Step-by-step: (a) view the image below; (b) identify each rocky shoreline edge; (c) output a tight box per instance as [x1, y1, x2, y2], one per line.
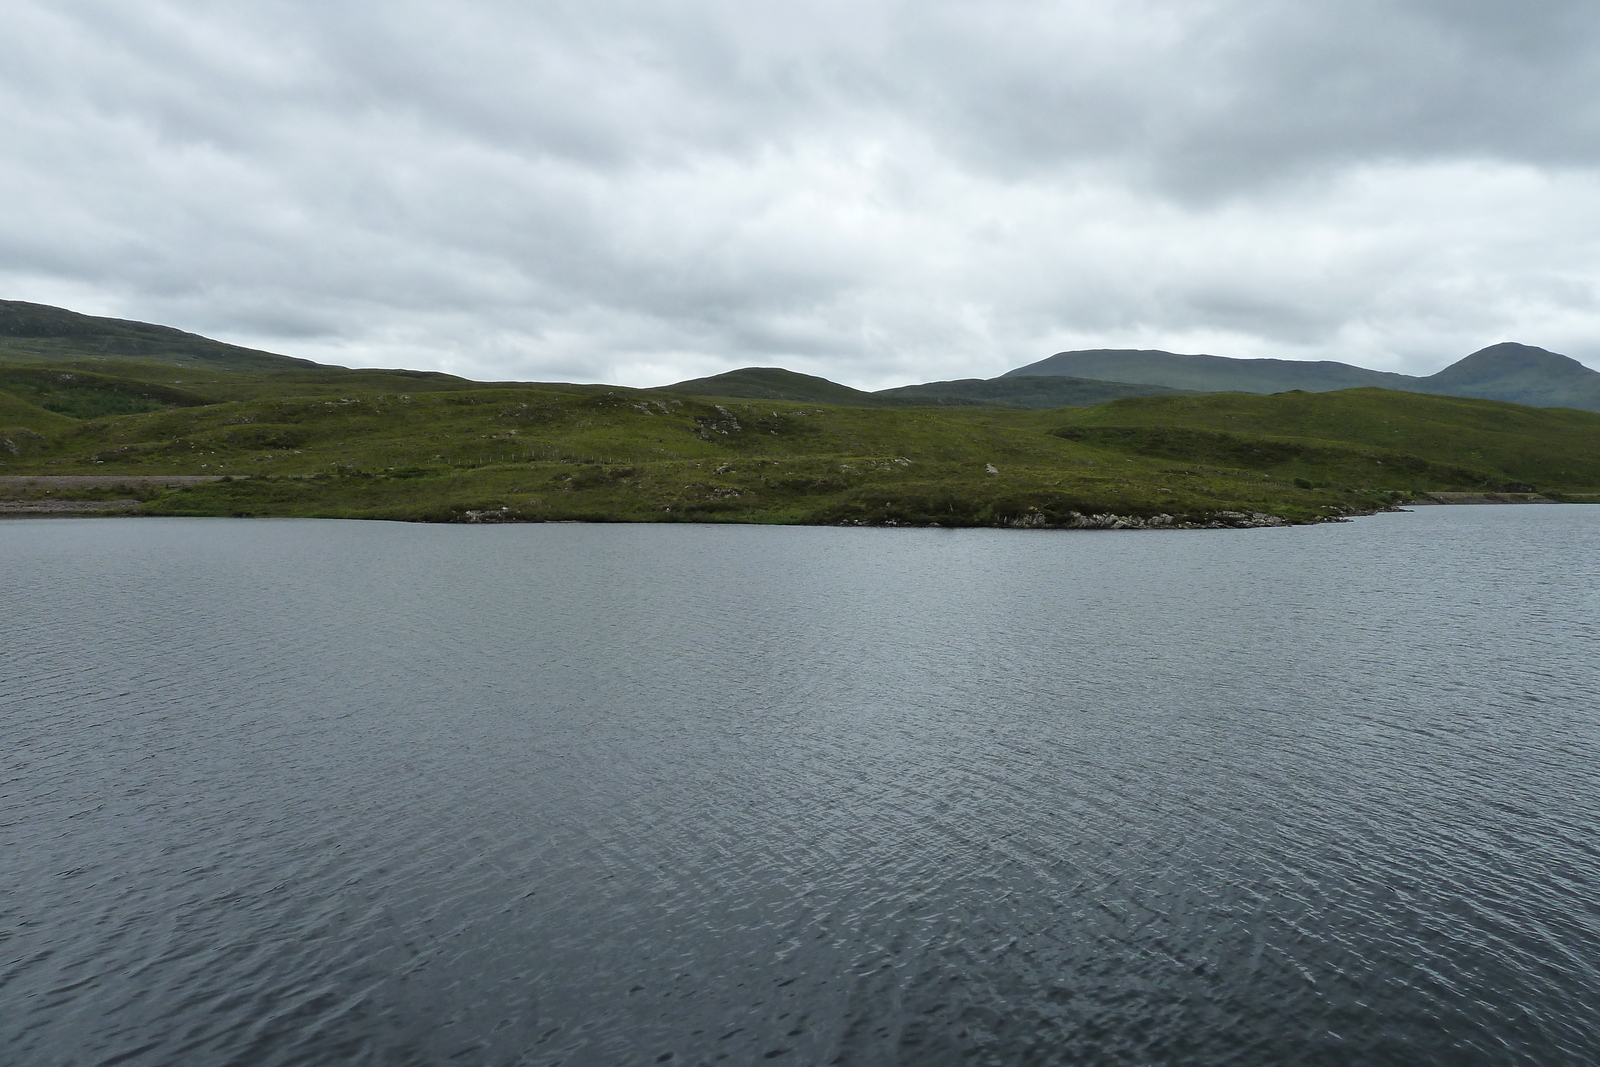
[0, 476, 1577, 526]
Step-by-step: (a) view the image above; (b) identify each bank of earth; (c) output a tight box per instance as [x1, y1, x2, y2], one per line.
[5, 381, 1598, 527]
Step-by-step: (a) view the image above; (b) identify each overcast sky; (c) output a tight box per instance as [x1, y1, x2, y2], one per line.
[5, 0, 1600, 387]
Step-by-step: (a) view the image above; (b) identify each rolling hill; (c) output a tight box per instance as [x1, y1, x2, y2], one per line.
[5, 373, 1598, 526]
[1003, 348, 1416, 393]
[664, 367, 904, 405]
[1053, 388, 1600, 489]
[872, 376, 1195, 408]
[9, 299, 1600, 412]
[0, 389, 76, 434]
[1003, 343, 1600, 412]
[666, 367, 1191, 408]
[0, 299, 327, 373]
[3, 298, 1599, 527]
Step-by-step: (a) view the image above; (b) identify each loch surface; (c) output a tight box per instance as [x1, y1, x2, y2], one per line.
[4, 508, 1599, 1066]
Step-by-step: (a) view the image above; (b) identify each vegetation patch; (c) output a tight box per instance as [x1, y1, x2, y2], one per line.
[2, 352, 1596, 528]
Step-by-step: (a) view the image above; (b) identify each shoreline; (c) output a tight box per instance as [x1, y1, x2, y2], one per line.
[1, 476, 1588, 528]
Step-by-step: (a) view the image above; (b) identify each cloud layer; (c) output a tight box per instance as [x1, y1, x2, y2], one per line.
[5, 0, 1600, 386]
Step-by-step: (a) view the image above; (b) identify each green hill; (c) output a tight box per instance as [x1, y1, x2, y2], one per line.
[0, 301, 532, 403]
[0, 300, 329, 373]
[663, 367, 903, 405]
[0, 385, 1380, 525]
[0, 389, 77, 433]
[875, 375, 1193, 408]
[5, 379, 1597, 525]
[0, 367, 213, 419]
[3, 300, 1597, 526]
[664, 368, 1190, 409]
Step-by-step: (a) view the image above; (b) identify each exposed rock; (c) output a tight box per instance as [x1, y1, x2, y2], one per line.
[458, 506, 518, 523]
[992, 509, 1292, 530]
[694, 405, 743, 439]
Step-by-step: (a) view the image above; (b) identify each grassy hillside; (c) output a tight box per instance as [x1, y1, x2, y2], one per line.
[4, 377, 1596, 526]
[0, 367, 213, 419]
[0, 355, 578, 404]
[0, 386, 1396, 525]
[0, 390, 77, 434]
[2, 299, 1595, 527]
[876, 375, 1194, 408]
[1057, 389, 1600, 488]
[665, 367, 908, 405]
[0, 300, 325, 373]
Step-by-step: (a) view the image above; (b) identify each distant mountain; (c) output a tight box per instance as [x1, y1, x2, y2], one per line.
[1414, 343, 1600, 410]
[11, 299, 1599, 415]
[662, 347, 1600, 413]
[1002, 343, 1600, 412]
[874, 375, 1195, 408]
[663, 367, 1190, 408]
[1003, 348, 1416, 393]
[0, 299, 328, 373]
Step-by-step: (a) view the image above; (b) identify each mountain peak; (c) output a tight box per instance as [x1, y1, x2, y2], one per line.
[1424, 343, 1593, 387]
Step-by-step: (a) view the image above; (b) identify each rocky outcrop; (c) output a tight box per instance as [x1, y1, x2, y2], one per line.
[1008, 509, 1293, 530]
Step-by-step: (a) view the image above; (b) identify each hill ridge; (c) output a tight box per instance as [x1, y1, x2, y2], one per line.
[0, 299, 330, 373]
[1001, 343, 1600, 412]
[5, 298, 1600, 412]
[3, 299, 1598, 527]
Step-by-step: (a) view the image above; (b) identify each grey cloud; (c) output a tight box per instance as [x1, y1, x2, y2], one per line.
[871, 1, 1600, 194]
[4, 0, 1600, 387]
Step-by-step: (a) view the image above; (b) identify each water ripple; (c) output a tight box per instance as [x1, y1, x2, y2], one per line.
[3, 509, 1599, 1065]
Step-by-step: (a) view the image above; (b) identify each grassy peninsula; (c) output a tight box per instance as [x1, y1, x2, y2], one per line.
[3, 301, 1598, 527]
[5, 371, 1599, 527]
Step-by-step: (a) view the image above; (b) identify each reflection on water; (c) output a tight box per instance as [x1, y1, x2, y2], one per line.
[4, 508, 1599, 1066]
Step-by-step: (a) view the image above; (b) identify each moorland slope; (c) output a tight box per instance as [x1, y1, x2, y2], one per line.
[4, 301, 1598, 526]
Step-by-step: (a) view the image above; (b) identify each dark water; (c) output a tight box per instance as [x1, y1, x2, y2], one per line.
[4, 508, 1600, 1066]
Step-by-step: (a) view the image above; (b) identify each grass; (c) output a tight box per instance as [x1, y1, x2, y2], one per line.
[1056, 389, 1600, 487]
[0, 367, 214, 419]
[0, 389, 77, 434]
[2, 352, 1597, 527]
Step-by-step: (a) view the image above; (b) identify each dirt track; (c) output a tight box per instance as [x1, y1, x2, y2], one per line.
[0, 475, 227, 488]
[1411, 492, 1558, 505]
[0, 499, 142, 514]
